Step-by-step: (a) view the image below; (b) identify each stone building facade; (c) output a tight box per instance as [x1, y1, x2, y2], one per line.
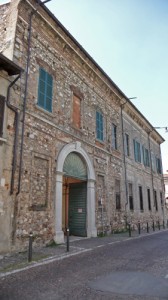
[0, 53, 22, 252]
[163, 174, 168, 206]
[0, 0, 166, 253]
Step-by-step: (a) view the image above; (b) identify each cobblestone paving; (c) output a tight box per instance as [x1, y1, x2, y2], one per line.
[0, 230, 168, 299]
[0, 227, 166, 275]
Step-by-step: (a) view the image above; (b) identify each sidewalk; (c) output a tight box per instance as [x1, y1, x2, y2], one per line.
[0, 228, 167, 277]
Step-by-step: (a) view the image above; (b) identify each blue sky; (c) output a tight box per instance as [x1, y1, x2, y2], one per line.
[46, 0, 168, 171]
[1, 0, 168, 172]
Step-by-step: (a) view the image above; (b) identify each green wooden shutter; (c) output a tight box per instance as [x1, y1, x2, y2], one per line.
[46, 72, 53, 112]
[38, 68, 53, 112]
[96, 111, 103, 141]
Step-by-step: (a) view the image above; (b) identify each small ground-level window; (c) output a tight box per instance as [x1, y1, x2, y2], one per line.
[139, 186, 143, 211]
[147, 188, 151, 211]
[115, 179, 121, 210]
[128, 183, 134, 210]
[154, 190, 158, 211]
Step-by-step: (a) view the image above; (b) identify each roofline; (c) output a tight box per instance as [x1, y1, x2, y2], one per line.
[34, 1, 164, 143]
[0, 52, 23, 75]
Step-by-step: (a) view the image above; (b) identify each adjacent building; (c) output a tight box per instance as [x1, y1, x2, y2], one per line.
[0, 0, 166, 253]
[0, 53, 22, 252]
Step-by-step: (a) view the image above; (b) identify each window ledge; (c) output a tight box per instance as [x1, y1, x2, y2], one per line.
[35, 104, 54, 117]
[0, 137, 7, 143]
[112, 149, 121, 156]
[95, 139, 105, 146]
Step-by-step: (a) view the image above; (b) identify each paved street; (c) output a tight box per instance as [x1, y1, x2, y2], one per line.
[1, 231, 168, 299]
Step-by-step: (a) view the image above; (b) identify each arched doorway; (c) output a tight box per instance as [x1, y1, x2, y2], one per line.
[54, 142, 97, 244]
[63, 152, 87, 236]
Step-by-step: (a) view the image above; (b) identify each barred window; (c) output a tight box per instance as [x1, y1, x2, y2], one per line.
[115, 179, 121, 210]
[154, 190, 158, 211]
[128, 183, 134, 210]
[147, 188, 151, 211]
[139, 186, 143, 211]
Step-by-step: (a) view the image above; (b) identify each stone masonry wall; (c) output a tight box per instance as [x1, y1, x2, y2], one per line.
[0, 0, 165, 251]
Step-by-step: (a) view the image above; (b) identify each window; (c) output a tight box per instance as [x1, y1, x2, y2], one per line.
[142, 146, 150, 167]
[160, 192, 163, 207]
[151, 151, 156, 172]
[125, 133, 130, 156]
[112, 124, 117, 150]
[133, 140, 141, 163]
[0, 95, 5, 137]
[139, 186, 143, 211]
[147, 188, 151, 211]
[38, 67, 53, 112]
[154, 190, 158, 211]
[128, 183, 134, 210]
[72, 94, 81, 128]
[96, 111, 103, 141]
[156, 157, 162, 174]
[115, 179, 121, 210]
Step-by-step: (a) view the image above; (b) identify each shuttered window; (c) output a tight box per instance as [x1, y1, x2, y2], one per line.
[125, 133, 130, 156]
[0, 95, 5, 137]
[133, 139, 141, 163]
[156, 157, 162, 174]
[142, 146, 150, 167]
[38, 68, 53, 112]
[96, 111, 103, 141]
[72, 94, 81, 128]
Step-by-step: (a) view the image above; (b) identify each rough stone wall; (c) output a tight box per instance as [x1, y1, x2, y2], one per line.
[0, 3, 9, 52]
[10, 0, 125, 248]
[0, 0, 166, 251]
[0, 0, 21, 59]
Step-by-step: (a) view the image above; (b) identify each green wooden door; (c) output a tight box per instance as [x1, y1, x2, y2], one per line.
[69, 182, 87, 237]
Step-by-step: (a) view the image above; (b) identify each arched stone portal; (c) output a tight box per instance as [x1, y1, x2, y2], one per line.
[54, 141, 97, 244]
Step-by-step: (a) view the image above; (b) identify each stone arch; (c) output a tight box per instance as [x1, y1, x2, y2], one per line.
[54, 142, 97, 244]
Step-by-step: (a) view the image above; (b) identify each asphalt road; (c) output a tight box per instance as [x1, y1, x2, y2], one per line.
[1, 231, 168, 300]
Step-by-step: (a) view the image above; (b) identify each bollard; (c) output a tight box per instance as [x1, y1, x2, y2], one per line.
[128, 223, 131, 237]
[153, 221, 155, 231]
[138, 222, 141, 235]
[28, 232, 33, 263]
[163, 220, 165, 229]
[147, 222, 149, 233]
[167, 220, 168, 228]
[158, 221, 160, 230]
[66, 228, 69, 252]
